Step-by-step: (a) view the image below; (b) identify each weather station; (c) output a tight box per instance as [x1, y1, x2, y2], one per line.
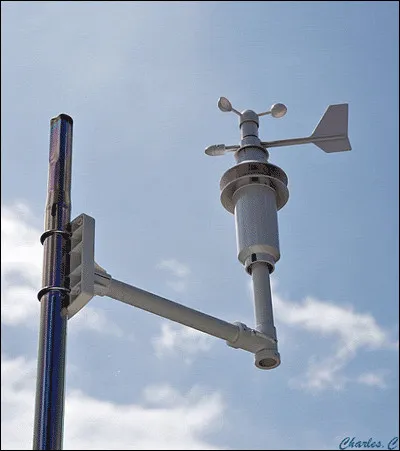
[33, 97, 351, 449]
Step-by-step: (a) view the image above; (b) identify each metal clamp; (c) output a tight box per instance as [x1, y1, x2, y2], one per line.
[40, 229, 71, 245]
[37, 286, 71, 301]
[38, 229, 72, 301]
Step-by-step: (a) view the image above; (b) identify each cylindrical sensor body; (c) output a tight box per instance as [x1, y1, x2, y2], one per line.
[233, 183, 280, 272]
[220, 160, 289, 274]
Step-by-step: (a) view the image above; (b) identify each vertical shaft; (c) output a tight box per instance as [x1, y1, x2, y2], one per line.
[235, 109, 269, 163]
[251, 262, 277, 340]
[33, 114, 73, 450]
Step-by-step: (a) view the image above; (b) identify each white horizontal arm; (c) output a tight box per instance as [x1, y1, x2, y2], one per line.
[92, 271, 279, 369]
[106, 277, 239, 342]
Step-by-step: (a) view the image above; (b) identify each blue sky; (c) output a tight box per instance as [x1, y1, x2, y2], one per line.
[1, 1, 399, 450]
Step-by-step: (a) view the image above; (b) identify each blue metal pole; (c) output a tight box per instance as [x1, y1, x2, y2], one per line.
[33, 114, 73, 450]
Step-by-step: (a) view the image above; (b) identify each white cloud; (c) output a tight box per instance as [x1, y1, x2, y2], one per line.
[1, 354, 225, 450]
[1, 354, 37, 450]
[142, 384, 186, 406]
[1, 203, 42, 325]
[1, 202, 127, 338]
[157, 259, 191, 292]
[152, 323, 212, 364]
[248, 277, 396, 392]
[356, 371, 388, 389]
[69, 305, 125, 339]
[274, 295, 389, 351]
[1, 284, 40, 326]
[272, 290, 396, 391]
[157, 259, 191, 278]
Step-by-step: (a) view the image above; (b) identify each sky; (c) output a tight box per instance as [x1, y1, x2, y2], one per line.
[1, 1, 399, 450]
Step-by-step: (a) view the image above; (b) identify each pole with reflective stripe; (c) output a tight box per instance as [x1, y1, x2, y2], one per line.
[33, 114, 73, 450]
